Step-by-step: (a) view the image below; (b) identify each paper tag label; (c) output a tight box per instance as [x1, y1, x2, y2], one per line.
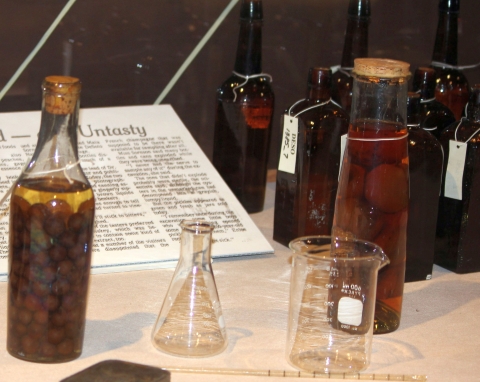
[338, 134, 347, 180]
[444, 140, 467, 200]
[278, 116, 298, 174]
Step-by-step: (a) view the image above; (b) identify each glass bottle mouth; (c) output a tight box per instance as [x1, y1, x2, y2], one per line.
[239, 0, 263, 21]
[180, 220, 215, 234]
[43, 76, 81, 94]
[42, 76, 81, 115]
[353, 58, 410, 80]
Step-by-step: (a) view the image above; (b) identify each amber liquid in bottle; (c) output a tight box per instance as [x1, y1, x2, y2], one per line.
[212, 0, 274, 213]
[333, 121, 408, 332]
[274, 68, 349, 246]
[406, 93, 444, 282]
[8, 179, 94, 362]
[435, 85, 480, 273]
[331, 0, 370, 114]
[431, 0, 469, 120]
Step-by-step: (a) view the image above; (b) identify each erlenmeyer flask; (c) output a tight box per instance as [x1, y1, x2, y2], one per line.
[151, 220, 227, 357]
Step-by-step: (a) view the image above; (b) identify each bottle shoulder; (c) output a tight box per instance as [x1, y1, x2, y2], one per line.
[420, 102, 456, 126]
[292, 104, 349, 131]
[408, 127, 443, 149]
[217, 73, 275, 102]
[432, 67, 469, 86]
[442, 121, 480, 143]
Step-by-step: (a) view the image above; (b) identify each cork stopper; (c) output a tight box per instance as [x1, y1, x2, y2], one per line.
[353, 58, 410, 79]
[43, 76, 81, 115]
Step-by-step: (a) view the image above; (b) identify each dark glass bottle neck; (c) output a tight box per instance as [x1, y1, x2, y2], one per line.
[413, 68, 436, 99]
[341, 18, 369, 68]
[341, 0, 370, 68]
[432, 8, 459, 65]
[306, 87, 331, 103]
[234, 20, 262, 75]
[407, 93, 421, 127]
[305, 68, 332, 103]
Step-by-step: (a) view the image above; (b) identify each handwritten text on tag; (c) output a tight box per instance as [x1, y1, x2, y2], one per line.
[278, 116, 298, 174]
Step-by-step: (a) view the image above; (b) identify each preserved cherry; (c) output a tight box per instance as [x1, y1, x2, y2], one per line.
[7, 178, 94, 362]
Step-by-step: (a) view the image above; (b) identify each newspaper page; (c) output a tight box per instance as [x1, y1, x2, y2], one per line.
[0, 105, 273, 281]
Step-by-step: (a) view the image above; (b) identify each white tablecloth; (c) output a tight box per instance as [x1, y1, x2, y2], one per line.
[1, 182, 479, 382]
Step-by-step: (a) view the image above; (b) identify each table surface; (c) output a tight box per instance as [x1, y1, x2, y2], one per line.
[1, 182, 479, 382]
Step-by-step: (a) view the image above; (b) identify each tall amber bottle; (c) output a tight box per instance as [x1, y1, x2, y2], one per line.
[431, 0, 469, 120]
[212, 0, 274, 213]
[273, 68, 349, 246]
[406, 92, 444, 282]
[7, 76, 95, 362]
[412, 67, 455, 139]
[332, 58, 410, 334]
[435, 84, 480, 273]
[331, 0, 370, 114]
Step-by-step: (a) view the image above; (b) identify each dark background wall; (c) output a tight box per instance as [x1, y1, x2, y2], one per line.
[0, 0, 478, 168]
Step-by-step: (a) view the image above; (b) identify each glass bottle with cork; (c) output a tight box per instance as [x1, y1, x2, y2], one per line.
[405, 92, 444, 282]
[273, 68, 349, 246]
[331, 58, 410, 334]
[435, 84, 480, 273]
[7, 76, 95, 362]
[331, 0, 370, 115]
[430, 0, 469, 120]
[212, 0, 274, 213]
[412, 66, 455, 139]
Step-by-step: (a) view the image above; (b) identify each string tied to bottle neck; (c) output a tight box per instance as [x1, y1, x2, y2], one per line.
[414, 89, 436, 103]
[454, 106, 480, 143]
[231, 71, 273, 102]
[431, 61, 480, 71]
[0, 160, 93, 207]
[330, 65, 354, 77]
[288, 98, 342, 118]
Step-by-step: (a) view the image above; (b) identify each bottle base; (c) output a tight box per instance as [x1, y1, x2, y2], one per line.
[7, 348, 81, 363]
[373, 300, 401, 334]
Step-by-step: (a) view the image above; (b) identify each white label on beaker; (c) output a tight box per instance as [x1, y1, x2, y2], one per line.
[444, 140, 467, 200]
[278, 116, 298, 174]
[338, 296, 363, 326]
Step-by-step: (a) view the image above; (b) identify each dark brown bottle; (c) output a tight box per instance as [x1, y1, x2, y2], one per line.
[331, 0, 370, 114]
[431, 0, 470, 120]
[212, 0, 274, 213]
[7, 77, 95, 363]
[435, 84, 480, 273]
[412, 67, 456, 139]
[273, 68, 349, 246]
[405, 92, 444, 282]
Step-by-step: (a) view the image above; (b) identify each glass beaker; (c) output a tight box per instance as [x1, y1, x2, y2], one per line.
[151, 220, 227, 357]
[287, 236, 389, 373]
